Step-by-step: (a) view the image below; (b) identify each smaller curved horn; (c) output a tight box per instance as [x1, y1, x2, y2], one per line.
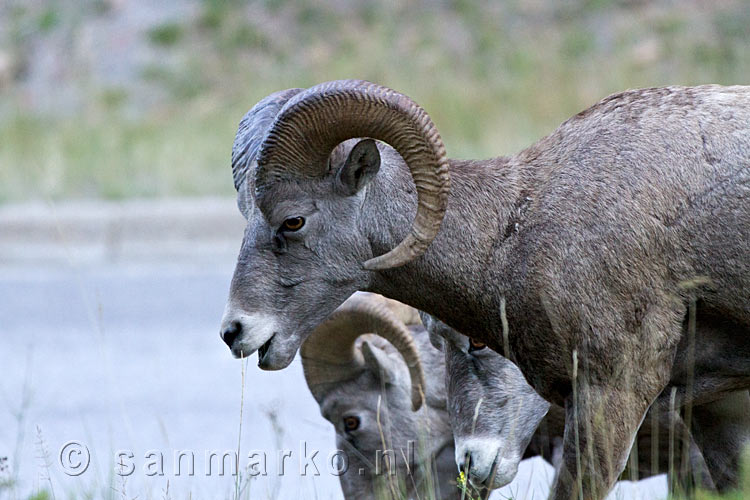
[301, 293, 426, 411]
[353, 292, 423, 326]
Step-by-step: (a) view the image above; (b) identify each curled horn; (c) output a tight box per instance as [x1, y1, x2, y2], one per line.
[301, 293, 426, 411]
[255, 80, 450, 270]
[231, 88, 304, 192]
[354, 291, 423, 326]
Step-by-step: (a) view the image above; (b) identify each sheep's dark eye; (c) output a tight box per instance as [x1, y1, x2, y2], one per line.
[281, 216, 305, 231]
[343, 415, 360, 432]
[468, 338, 487, 352]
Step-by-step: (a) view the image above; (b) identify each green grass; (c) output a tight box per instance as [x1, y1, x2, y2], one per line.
[671, 447, 750, 500]
[8, 449, 750, 499]
[147, 22, 185, 47]
[456, 470, 486, 500]
[0, 107, 237, 201]
[1, 0, 749, 203]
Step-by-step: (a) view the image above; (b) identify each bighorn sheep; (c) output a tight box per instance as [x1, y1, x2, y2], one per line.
[300, 292, 459, 500]
[303, 293, 737, 498]
[220, 80, 750, 499]
[422, 312, 750, 492]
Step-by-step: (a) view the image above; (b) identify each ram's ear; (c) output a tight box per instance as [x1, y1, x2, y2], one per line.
[336, 139, 381, 196]
[419, 311, 445, 351]
[236, 179, 253, 219]
[361, 341, 396, 384]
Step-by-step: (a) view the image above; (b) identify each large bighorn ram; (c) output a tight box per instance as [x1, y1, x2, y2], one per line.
[302, 292, 713, 499]
[300, 292, 458, 500]
[220, 80, 750, 499]
[422, 313, 750, 493]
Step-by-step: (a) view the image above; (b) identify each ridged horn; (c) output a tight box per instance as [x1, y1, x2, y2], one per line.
[231, 88, 304, 192]
[355, 291, 423, 326]
[255, 80, 450, 270]
[301, 293, 426, 411]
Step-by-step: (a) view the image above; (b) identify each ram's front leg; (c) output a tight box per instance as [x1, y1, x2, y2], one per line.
[549, 382, 663, 500]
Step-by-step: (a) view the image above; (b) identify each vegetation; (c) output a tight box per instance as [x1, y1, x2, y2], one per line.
[456, 470, 486, 500]
[1, 3, 749, 494]
[1, 0, 748, 203]
[671, 447, 750, 500]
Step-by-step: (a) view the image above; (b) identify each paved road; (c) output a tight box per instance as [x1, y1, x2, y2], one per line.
[0, 255, 666, 499]
[1, 259, 342, 499]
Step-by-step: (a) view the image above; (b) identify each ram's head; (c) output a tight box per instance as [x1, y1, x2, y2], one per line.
[220, 81, 449, 369]
[422, 313, 551, 490]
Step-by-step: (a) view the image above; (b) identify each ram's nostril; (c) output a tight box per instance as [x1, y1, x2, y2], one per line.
[221, 320, 242, 348]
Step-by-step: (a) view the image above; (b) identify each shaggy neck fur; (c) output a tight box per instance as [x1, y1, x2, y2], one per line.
[365, 154, 525, 340]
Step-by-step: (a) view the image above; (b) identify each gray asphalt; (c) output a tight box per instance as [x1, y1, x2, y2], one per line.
[0, 257, 665, 499]
[0, 260, 340, 499]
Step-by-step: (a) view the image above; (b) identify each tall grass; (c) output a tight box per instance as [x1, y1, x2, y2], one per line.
[672, 448, 750, 500]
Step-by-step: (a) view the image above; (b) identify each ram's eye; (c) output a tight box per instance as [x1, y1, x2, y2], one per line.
[343, 415, 360, 432]
[281, 216, 305, 232]
[468, 338, 487, 352]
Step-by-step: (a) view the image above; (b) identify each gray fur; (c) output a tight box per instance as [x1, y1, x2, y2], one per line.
[423, 312, 750, 492]
[303, 323, 456, 499]
[222, 85, 750, 499]
[421, 313, 552, 489]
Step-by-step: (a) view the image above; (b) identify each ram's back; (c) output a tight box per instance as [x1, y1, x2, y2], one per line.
[514, 85, 750, 325]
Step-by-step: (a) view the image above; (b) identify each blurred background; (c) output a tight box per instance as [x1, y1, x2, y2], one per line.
[0, 0, 748, 499]
[2, 0, 750, 201]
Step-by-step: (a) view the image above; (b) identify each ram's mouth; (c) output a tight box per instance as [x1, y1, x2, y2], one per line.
[468, 456, 502, 490]
[469, 462, 494, 489]
[257, 334, 275, 365]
